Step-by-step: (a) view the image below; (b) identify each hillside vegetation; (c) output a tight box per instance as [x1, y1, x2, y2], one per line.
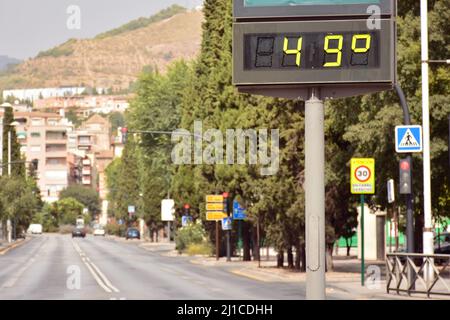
[0, 5, 203, 92]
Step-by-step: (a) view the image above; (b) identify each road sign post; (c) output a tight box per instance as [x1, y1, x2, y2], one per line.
[233, 0, 396, 300]
[351, 158, 375, 287]
[206, 195, 226, 260]
[304, 91, 326, 300]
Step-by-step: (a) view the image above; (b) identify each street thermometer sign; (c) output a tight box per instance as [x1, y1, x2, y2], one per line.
[233, 0, 397, 99]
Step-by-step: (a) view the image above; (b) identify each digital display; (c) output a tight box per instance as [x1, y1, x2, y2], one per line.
[244, 0, 380, 7]
[244, 31, 379, 71]
[233, 19, 396, 99]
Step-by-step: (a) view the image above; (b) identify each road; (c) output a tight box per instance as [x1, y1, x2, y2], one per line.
[0, 234, 310, 300]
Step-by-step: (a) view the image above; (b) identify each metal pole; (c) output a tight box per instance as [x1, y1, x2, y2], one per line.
[7, 130, 11, 243]
[257, 217, 261, 268]
[168, 221, 171, 243]
[361, 194, 365, 286]
[238, 220, 242, 257]
[406, 156, 415, 254]
[226, 197, 231, 262]
[448, 115, 450, 175]
[420, 0, 434, 279]
[305, 89, 326, 300]
[394, 85, 415, 256]
[216, 221, 220, 261]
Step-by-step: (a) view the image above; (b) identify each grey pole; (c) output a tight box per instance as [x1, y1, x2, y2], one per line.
[305, 89, 326, 300]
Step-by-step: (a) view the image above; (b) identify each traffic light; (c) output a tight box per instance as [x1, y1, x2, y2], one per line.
[121, 127, 128, 144]
[184, 204, 190, 216]
[399, 158, 412, 195]
[31, 159, 39, 171]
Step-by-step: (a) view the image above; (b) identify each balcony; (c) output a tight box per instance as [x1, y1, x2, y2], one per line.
[82, 168, 91, 175]
[82, 177, 91, 185]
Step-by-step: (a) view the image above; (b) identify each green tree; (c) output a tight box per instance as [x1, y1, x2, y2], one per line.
[2, 106, 24, 177]
[53, 197, 85, 225]
[59, 185, 100, 217]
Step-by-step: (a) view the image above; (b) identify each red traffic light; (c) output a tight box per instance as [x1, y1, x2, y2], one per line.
[223, 192, 229, 198]
[121, 127, 128, 134]
[184, 204, 190, 209]
[400, 160, 410, 171]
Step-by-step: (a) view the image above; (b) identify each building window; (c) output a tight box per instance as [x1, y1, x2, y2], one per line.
[31, 132, 41, 138]
[46, 158, 66, 165]
[31, 118, 42, 126]
[30, 145, 41, 153]
[45, 171, 67, 180]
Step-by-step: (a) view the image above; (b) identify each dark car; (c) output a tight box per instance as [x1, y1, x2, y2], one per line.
[72, 227, 86, 238]
[435, 232, 450, 254]
[126, 228, 140, 240]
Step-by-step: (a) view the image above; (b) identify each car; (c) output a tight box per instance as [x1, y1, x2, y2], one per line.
[93, 227, 106, 237]
[28, 224, 43, 235]
[125, 228, 140, 240]
[72, 227, 86, 238]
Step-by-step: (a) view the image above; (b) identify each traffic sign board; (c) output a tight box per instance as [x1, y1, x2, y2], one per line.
[206, 212, 228, 221]
[222, 217, 233, 231]
[128, 205, 135, 214]
[206, 203, 224, 211]
[206, 195, 224, 203]
[161, 199, 175, 222]
[387, 179, 395, 204]
[395, 125, 423, 153]
[233, 200, 247, 220]
[351, 158, 375, 194]
[182, 216, 193, 227]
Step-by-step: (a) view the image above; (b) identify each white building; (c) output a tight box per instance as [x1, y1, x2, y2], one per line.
[3, 87, 86, 101]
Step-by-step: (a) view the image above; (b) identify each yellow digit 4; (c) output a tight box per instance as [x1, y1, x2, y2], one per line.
[283, 37, 302, 67]
[324, 35, 343, 67]
[352, 34, 372, 53]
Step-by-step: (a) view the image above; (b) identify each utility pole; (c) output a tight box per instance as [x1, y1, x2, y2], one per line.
[305, 89, 326, 300]
[420, 0, 434, 279]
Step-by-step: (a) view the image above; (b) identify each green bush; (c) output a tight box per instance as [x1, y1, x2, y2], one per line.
[59, 225, 74, 234]
[175, 221, 208, 254]
[186, 242, 213, 256]
[105, 224, 126, 237]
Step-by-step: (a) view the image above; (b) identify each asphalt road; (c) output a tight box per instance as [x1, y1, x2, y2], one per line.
[0, 234, 309, 300]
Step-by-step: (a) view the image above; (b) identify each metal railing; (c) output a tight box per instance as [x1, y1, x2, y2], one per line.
[386, 253, 450, 298]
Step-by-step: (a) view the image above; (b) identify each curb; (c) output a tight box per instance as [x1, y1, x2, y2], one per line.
[0, 238, 30, 256]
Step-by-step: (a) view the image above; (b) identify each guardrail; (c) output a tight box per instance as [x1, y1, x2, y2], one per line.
[386, 253, 450, 298]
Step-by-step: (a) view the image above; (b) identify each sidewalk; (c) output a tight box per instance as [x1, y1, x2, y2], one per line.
[186, 255, 450, 300]
[0, 237, 29, 255]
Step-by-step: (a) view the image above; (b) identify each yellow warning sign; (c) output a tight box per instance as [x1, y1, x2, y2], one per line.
[206, 212, 227, 221]
[206, 203, 224, 211]
[351, 158, 375, 195]
[206, 195, 224, 203]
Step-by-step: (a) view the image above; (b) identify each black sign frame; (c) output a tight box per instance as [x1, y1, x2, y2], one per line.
[234, 0, 395, 20]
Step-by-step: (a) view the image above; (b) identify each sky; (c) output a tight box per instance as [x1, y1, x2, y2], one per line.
[0, 0, 204, 60]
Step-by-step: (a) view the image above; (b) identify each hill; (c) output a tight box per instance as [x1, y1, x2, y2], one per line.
[0, 5, 203, 92]
[0, 55, 21, 72]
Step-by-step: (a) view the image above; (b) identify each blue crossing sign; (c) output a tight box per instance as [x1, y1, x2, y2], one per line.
[395, 125, 423, 153]
[222, 217, 233, 231]
[233, 200, 247, 220]
[182, 216, 193, 227]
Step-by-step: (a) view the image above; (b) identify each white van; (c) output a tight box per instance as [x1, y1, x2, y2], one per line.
[28, 224, 43, 235]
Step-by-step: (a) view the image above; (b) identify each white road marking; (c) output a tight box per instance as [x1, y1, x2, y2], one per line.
[71, 240, 120, 293]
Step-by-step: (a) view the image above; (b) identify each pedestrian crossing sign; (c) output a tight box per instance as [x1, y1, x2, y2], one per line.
[395, 125, 423, 153]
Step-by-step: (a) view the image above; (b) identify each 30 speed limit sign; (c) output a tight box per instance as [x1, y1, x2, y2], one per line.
[351, 158, 375, 195]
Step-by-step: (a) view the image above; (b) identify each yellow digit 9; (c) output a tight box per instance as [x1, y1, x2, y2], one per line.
[352, 34, 372, 53]
[324, 35, 343, 67]
[283, 37, 302, 67]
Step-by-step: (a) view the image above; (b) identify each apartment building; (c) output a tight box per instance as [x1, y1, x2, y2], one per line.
[12, 112, 73, 202]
